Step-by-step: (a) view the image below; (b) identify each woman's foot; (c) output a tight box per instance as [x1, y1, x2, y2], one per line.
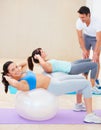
[84, 113, 101, 123]
[73, 103, 86, 111]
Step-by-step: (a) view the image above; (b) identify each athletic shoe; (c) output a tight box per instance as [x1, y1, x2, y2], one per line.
[95, 79, 101, 89]
[96, 85, 101, 89]
[73, 103, 86, 111]
[84, 113, 101, 124]
[95, 79, 100, 85]
[92, 87, 101, 95]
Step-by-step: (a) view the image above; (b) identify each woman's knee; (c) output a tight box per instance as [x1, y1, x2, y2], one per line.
[82, 80, 92, 98]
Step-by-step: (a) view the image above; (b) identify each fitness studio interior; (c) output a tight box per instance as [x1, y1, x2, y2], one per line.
[0, 0, 101, 130]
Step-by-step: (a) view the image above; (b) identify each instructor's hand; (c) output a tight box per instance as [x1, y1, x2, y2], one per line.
[82, 50, 89, 59]
[92, 52, 99, 62]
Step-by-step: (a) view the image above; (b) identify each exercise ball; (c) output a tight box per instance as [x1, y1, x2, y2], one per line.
[15, 88, 59, 121]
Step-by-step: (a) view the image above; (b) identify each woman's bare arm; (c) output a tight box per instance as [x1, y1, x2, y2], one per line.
[18, 62, 27, 72]
[4, 76, 29, 91]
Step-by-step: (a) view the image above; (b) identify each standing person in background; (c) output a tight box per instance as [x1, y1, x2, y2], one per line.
[76, 6, 101, 87]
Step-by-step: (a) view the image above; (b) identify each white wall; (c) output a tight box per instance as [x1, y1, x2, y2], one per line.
[0, 0, 85, 60]
[86, 0, 101, 20]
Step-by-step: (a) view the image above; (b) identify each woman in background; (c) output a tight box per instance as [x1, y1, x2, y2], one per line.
[27, 47, 101, 111]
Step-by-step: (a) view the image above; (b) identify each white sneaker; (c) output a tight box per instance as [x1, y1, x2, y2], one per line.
[73, 103, 86, 111]
[96, 84, 101, 89]
[92, 87, 101, 95]
[84, 113, 101, 124]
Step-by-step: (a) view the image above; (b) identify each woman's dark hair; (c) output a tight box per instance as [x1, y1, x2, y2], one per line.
[1, 61, 13, 93]
[77, 6, 90, 15]
[27, 48, 42, 71]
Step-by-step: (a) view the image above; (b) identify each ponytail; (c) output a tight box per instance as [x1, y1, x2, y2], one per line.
[2, 61, 13, 93]
[27, 48, 42, 70]
[27, 56, 34, 71]
[2, 73, 9, 93]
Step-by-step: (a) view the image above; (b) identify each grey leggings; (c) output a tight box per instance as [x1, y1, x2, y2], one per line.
[69, 58, 98, 79]
[47, 77, 92, 98]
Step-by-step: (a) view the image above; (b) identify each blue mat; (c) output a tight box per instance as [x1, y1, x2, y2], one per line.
[67, 92, 76, 94]
[9, 85, 101, 95]
[9, 85, 17, 94]
[67, 91, 101, 95]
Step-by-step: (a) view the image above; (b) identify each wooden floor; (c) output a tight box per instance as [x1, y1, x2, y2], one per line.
[0, 58, 101, 130]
